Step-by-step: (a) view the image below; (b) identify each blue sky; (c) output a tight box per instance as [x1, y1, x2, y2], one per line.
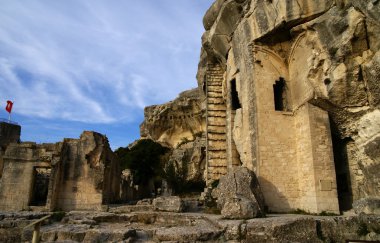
[0, 1, 213, 149]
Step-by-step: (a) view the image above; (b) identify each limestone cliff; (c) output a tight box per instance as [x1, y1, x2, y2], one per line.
[140, 88, 205, 148]
[139, 88, 207, 184]
[197, 0, 380, 211]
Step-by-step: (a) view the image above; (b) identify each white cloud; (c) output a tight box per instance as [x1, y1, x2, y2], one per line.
[0, 0, 213, 124]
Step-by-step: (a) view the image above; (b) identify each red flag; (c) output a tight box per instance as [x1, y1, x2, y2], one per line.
[5, 100, 13, 113]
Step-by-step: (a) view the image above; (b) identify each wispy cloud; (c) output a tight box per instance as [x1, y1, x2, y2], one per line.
[0, 0, 212, 124]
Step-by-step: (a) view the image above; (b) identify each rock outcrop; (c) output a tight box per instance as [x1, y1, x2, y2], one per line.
[168, 136, 206, 182]
[0, 131, 120, 212]
[139, 88, 208, 190]
[140, 88, 205, 148]
[353, 197, 380, 215]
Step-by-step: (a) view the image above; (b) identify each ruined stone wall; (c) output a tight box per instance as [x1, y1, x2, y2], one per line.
[0, 122, 21, 178]
[55, 132, 120, 211]
[198, 0, 380, 212]
[0, 143, 56, 211]
[0, 131, 120, 212]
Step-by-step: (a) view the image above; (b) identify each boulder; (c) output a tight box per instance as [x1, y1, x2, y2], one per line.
[153, 196, 184, 213]
[213, 167, 265, 219]
[353, 197, 380, 215]
[221, 196, 259, 219]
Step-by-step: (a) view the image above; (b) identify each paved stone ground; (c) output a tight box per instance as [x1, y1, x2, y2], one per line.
[1, 207, 380, 242]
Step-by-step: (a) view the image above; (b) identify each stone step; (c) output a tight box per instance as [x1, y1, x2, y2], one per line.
[208, 150, 227, 159]
[208, 111, 226, 117]
[208, 125, 226, 134]
[207, 104, 226, 111]
[206, 70, 223, 74]
[207, 82, 223, 86]
[207, 86, 222, 92]
[208, 159, 227, 167]
[208, 117, 225, 126]
[207, 167, 228, 175]
[34, 212, 224, 243]
[207, 99, 224, 105]
[109, 205, 154, 214]
[208, 133, 226, 141]
[208, 92, 223, 98]
[208, 140, 227, 150]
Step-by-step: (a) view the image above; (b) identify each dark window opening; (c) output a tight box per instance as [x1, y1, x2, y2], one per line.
[30, 167, 51, 206]
[231, 79, 241, 110]
[273, 77, 287, 111]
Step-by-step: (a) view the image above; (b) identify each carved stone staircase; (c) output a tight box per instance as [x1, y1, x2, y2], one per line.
[206, 63, 228, 182]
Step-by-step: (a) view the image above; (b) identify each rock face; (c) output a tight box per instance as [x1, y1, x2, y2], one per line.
[140, 88, 207, 190]
[353, 197, 380, 215]
[168, 136, 206, 182]
[140, 88, 205, 148]
[213, 167, 265, 219]
[0, 131, 120, 211]
[196, 0, 380, 213]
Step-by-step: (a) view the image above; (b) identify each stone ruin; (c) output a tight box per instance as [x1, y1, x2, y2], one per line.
[0, 127, 120, 212]
[195, 0, 380, 215]
[1, 0, 380, 241]
[138, 0, 380, 217]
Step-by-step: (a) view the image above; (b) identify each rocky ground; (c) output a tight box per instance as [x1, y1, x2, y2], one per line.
[1, 198, 380, 243]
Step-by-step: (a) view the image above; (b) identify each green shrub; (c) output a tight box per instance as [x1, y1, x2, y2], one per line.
[115, 139, 170, 185]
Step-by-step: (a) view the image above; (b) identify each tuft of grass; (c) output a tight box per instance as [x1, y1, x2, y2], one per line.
[291, 208, 311, 215]
[319, 211, 339, 216]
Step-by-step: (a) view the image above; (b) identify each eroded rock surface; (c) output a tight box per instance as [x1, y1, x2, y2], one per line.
[353, 197, 380, 215]
[140, 88, 205, 148]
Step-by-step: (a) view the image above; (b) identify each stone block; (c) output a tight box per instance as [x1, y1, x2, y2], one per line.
[153, 196, 184, 213]
[221, 196, 259, 219]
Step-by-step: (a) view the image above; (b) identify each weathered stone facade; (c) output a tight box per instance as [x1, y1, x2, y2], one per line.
[0, 131, 120, 212]
[197, 0, 380, 214]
